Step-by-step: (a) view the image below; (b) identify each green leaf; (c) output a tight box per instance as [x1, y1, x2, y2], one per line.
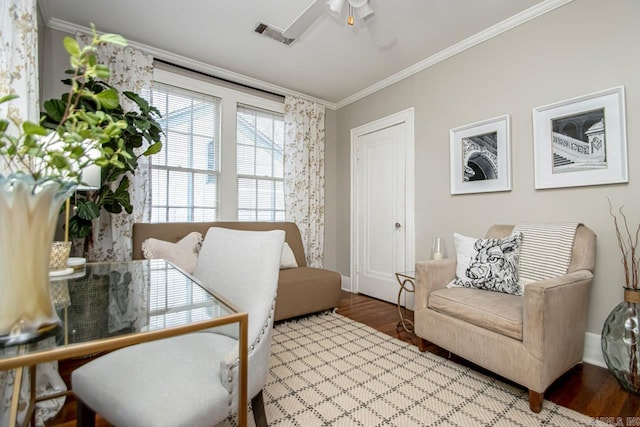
[95, 158, 109, 167]
[43, 99, 66, 123]
[114, 177, 133, 213]
[0, 94, 19, 104]
[94, 64, 110, 80]
[99, 33, 128, 46]
[123, 91, 149, 112]
[68, 215, 93, 239]
[95, 89, 120, 110]
[22, 121, 49, 136]
[50, 154, 68, 170]
[143, 141, 162, 156]
[127, 134, 143, 148]
[63, 37, 81, 56]
[76, 199, 101, 220]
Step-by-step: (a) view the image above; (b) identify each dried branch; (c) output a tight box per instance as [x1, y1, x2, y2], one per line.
[608, 197, 639, 289]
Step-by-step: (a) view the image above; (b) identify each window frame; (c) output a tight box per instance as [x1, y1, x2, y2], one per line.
[152, 68, 284, 221]
[236, 104, 285, 222]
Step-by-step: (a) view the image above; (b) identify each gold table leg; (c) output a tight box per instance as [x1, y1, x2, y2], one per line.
[395, 273, 415, 334]
[9, 365, 23, 427]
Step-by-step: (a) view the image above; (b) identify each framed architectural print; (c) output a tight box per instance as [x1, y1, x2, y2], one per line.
[532, 86, 627, 189]
[449, 114, 511, 195]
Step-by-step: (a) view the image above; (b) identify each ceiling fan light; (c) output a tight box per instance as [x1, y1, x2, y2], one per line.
[326, 0, 346, 15]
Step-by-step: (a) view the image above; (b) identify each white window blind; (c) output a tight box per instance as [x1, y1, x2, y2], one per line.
[237, 104, 285, 221]
[148, 82, 221, 222]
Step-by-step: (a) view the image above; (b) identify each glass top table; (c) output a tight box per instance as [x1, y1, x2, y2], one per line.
[0, 259, 249, 427]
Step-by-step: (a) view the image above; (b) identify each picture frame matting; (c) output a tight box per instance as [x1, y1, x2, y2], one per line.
[449, 114, 511, 195]
[532, 86, 627, 189]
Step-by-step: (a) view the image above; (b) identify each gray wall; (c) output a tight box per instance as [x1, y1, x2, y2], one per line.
[333, 0, 640, 334]
[40, 26, 70, 104]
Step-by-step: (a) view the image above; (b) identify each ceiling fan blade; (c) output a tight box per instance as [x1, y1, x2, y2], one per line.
[283, 0, 326, 39]
[362, 13, 396, 49]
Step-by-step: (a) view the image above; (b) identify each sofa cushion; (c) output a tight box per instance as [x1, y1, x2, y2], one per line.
[275, 267, 341, 321]
[280, 243, 298, 269]
[448, 232, 523, 295]
[428, 287, 523, 340]
[141, 231, 203, 274]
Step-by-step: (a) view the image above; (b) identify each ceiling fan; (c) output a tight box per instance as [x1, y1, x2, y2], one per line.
[255, 0, 395, 48]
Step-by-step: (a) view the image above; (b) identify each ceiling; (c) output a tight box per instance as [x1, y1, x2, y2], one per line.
[39, 0, 554, 108]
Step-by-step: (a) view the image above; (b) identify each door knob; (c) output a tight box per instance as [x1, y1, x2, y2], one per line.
[395, 222, 402, 229]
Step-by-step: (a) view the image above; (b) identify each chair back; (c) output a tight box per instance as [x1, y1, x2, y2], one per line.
[486, 224, 596, 273]
[192, 227, 285, 406]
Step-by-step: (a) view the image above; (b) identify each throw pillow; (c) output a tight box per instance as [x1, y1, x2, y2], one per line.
[141, 231, 203, 274]
[280, 242, 298, 269]
[447, 232, 523, 295]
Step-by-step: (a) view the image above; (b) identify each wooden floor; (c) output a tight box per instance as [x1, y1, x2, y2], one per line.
[46, 291, 639, 426]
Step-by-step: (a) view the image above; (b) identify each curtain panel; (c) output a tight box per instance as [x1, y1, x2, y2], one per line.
[283, 96, 326, 268]
[0, 3, 66, 426]
[0, 0, 39, 175]
[76, 34, 154, 262]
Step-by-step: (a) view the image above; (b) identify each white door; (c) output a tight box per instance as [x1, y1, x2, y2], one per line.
[354, 122, 407, 304]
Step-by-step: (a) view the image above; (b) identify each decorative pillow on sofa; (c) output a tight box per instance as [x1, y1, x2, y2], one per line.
[280, 242, 298, 269]
[447, 232, 523, 295]
[141, 231, 203, 274]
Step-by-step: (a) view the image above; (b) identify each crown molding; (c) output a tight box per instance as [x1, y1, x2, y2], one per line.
[43, 17, 339, 110]
[43, 0, 573, 112]
[334, 0, 574, 109]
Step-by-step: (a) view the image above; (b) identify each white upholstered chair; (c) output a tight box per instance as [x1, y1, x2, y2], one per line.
[72, 227, 285, 427]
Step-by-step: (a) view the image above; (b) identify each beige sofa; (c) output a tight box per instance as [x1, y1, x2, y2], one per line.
[132, 221, 342, 321]
[414, 224, 596, 412]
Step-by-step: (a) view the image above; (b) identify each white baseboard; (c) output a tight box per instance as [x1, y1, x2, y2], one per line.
[583, 332, 606, 368]
[341, 275, 351, 292]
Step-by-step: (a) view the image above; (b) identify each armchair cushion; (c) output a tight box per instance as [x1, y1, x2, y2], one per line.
[429, 287, 524, 340]
[448, 232, 523, 295]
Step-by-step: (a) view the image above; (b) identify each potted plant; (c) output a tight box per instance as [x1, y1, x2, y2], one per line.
[0, 26, 160, 346]
[602, 199, 640, 394]
[40, 62, 162, 257]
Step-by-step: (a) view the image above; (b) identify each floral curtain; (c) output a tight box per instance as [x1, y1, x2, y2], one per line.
[76, 34, 154, 262]
[283, 96, 326, 268]
[0, 0, 39, 176]
[0, 2, 67, 425]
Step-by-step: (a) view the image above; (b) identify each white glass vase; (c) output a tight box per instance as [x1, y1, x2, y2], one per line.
[0, 173, 75, 346]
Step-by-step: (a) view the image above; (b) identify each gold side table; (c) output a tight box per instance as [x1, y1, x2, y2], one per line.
[395, 271, 415, 334]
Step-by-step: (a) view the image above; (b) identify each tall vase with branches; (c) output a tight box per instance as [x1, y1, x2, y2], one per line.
[603, 198, 640, 394]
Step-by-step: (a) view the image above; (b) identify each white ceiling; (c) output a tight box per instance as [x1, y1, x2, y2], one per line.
[39, 0, 559, 108]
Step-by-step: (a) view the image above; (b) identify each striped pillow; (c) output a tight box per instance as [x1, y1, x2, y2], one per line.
[513, 223, 579, 286]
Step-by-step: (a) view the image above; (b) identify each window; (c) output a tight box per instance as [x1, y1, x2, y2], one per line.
[149, 68, 285, 222]
[236, 105, 285, 221]
[148, 82, 221, 222]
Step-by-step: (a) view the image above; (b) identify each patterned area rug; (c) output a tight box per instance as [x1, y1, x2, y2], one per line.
[224, 312, 602, 427]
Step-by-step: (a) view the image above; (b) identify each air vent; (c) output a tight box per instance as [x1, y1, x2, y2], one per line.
[254, 22, 295, 46]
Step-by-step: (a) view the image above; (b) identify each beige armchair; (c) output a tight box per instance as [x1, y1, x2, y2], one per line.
[414, 224, 596, 412]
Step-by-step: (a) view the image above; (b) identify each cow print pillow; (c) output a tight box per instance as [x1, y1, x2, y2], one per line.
[447, 232, 524, 295]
